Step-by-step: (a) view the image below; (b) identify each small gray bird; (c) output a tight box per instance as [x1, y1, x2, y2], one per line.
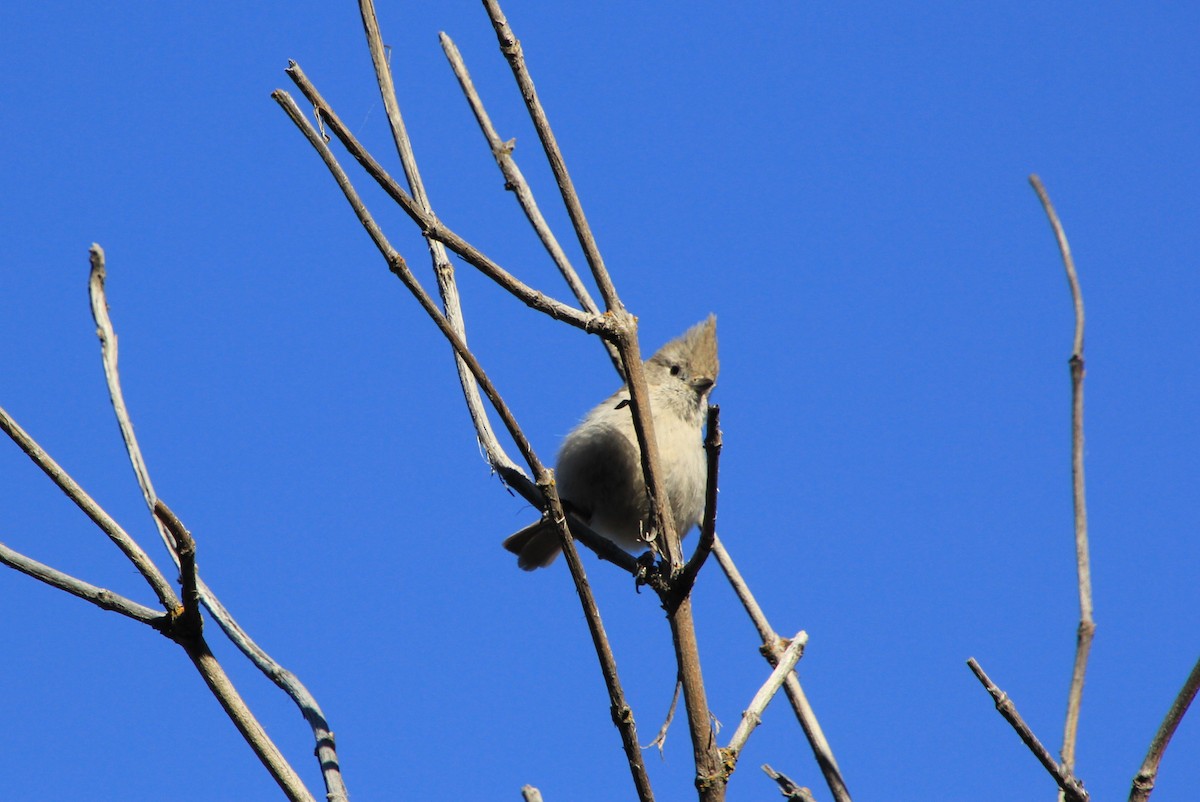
[503, 316, 718, 570]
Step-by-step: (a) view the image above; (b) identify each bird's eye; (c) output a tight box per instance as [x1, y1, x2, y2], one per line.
[669, 364, 682, 376]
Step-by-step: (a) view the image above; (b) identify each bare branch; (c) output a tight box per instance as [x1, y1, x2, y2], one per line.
[480, 0, 619, 311]
[711, 537, 850, 802]
[89, 246, 349, 802]
[1129, 654, 1200, 802]
[0, 404, 180, 611]
[438, 33, 599, 316]
[88, 244, 175, 557]
[643, 679, 682, 756]
[966, 658, 1089, 802]
[178, 636, 316, 802]
[762, 765, 817, 802]
[0, 540, 165, 627]
[1029, 174, 1094, 782]
[725, 631, 808, 761]
[282, 62, 611, 338]
[670, 405, 722, 608]
[355, 2, 520, 493]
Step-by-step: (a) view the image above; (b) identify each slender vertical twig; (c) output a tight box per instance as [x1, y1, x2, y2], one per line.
[438, 31, 625, 376]
[670, 405, 721, 609]
[479, 0, 617, 308]
[712, 537, 850, 802]
[356, 0, 517, 487]
[967, 658, 1089, 802]
[1129, 654, 1200, 802]
[1029, 174, 1094, 785]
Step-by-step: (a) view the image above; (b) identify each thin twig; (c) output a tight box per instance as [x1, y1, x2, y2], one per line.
[0, 405, 179, 611]
[762, 765, 818, 802]
[356, 1, 517, 490]
[89, 245, 349, 802]
[438, 33, 612, 325]
[725, 631, 808, 761]
[0, 540, 165, 627]
[643, 679, 682, 756]
[88, 245, 175, 557]
[283, 62, 610, 339]
[480, 0, 617, 309]
[670, 405, 721, 609]
[712, 537, 850, 802]
[966, 658, 1089, 802]
[1029, 174, 1094, 784]
[1129, 654, 1200, 802]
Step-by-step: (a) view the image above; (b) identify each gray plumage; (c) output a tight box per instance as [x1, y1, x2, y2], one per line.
[503, 316, 718, 570]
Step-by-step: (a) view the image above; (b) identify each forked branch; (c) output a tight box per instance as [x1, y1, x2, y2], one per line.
[967, 658, 1089, 802]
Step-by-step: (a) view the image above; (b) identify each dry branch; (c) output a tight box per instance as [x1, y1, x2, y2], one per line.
[762, 764, 817, 802]
[1129, 654, 1200, 802]
[725, 631, 808, 762]
[712, 537, 850, 802]
[0, 405, 179, 610]
[88, 244, 349, 802]
[967, 658, 1089, 802]
[1029, 174, 1094, 786]
[0, 540, 164, 626]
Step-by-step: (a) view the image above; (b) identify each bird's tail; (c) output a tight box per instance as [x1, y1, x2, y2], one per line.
[502, 517, 562, 570]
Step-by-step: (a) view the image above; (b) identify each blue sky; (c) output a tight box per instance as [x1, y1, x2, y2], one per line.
[2, 2, 1198, 800]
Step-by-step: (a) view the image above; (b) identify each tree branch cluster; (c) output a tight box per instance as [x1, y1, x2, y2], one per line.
[2, 5, 1196, 802]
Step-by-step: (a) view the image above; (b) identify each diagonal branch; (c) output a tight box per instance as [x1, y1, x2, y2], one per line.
[1029, 174, 1094, 784]
[283, 62, 610, 339]
[1129, 654, 1200, 802]
[712, 537, 851, 802]
[0, 404, 179, 611]
[356, 0, 517, 488]
[0, 540, 165, 627]
[724, 631, 808, 762]
[967, 658, 1089, 802]
[480, 0, 618, 310]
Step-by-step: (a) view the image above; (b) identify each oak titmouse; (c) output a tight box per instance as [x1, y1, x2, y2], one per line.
[503, 316, 718, 570]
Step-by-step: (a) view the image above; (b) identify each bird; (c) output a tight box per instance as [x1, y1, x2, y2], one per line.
[503, 316, 718, 569]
